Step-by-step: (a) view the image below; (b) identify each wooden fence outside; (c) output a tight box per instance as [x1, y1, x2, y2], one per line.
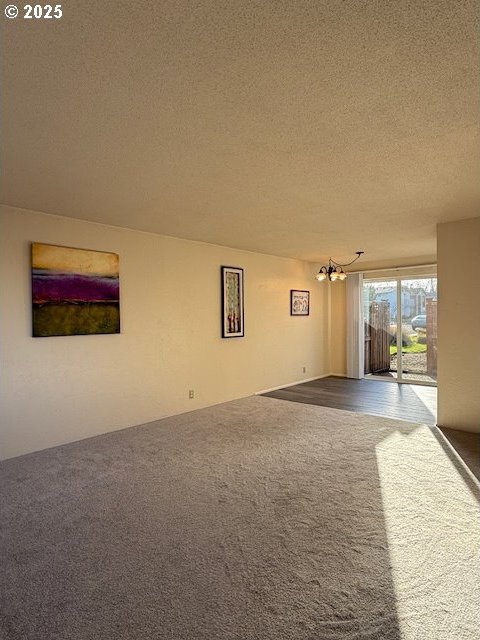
[364, 301, 391, 374]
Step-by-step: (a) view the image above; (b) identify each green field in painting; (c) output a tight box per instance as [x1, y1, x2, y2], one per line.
[33, 303, 120, 337]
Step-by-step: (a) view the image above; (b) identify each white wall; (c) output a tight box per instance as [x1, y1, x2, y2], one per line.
[437, 217, 480, 433]
[0, 205, 329, 459]
[329, 282, 347, 376]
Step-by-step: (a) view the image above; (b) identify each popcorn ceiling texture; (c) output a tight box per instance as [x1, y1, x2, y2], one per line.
[1, 396, 479, 639]
[2, 1, 479, 264]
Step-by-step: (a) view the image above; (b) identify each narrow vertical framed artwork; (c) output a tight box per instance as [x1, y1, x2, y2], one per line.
[290, 289, 310, 316]
[221, 266, 244, 338]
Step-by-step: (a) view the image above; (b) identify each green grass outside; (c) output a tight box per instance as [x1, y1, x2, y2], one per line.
[390, 334, 426, 356]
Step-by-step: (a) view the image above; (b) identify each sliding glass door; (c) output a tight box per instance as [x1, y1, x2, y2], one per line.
[363, 276, 437, 385]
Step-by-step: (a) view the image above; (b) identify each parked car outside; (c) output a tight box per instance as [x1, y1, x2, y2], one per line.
[411, 314, 426, 330]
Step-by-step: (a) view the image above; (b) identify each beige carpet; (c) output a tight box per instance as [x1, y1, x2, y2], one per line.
[1, 396, 479, 640]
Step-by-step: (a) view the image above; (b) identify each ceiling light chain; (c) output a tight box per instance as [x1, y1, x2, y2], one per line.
[315, 251, 364, 282]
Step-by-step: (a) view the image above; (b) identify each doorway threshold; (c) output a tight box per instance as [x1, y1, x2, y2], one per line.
[365, 373, 437, 388]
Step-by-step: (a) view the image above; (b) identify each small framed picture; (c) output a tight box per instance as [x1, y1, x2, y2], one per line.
[290, 290, 310, 316]
[221, 266, 244, 338]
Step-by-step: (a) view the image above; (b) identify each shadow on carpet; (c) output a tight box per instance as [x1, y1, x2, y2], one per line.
[1, 396, 478, 640]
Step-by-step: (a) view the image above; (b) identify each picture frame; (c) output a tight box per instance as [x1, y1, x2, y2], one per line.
[221, 266, 244, 338]
[290, 289, 310, 316]
[31, 242, 120, 337]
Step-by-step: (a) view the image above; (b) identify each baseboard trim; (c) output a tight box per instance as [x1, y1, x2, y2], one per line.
[256, 374, 330, 395]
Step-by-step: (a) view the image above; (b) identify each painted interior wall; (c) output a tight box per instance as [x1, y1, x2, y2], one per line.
[437, 217, 480, 433]
[329, 283, 347, 376]
[0, 205, 330, 459]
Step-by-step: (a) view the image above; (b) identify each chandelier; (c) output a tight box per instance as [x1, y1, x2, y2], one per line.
[315, 251, 364, 282]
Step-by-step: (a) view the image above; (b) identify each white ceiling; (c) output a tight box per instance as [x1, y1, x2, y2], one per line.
[2, 0, 479, 266]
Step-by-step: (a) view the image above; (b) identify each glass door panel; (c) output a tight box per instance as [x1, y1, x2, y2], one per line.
[363, 276, 437, 385]
[399, 278, 437, 383]
[363, 280, 398, 379]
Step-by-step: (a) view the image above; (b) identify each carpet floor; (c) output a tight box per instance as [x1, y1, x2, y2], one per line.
[1, 396, 479, 640]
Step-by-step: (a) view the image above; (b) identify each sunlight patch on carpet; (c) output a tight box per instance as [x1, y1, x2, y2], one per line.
[375, 425, 480, 639]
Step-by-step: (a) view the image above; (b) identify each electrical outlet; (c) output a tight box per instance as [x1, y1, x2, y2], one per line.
[302, 367, 306, 374]
[189, 390, 194, 399]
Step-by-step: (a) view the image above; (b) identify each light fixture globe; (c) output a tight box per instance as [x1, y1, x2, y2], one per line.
[315, 266, 328, 281]
[314, 251, 364, 282]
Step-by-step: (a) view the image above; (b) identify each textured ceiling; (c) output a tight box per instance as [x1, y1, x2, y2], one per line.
[2, 0, 479, 265]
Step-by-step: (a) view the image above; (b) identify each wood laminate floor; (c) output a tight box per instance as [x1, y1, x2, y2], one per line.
[263, 376, 480, 482]
[263, 376, 437, 424]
